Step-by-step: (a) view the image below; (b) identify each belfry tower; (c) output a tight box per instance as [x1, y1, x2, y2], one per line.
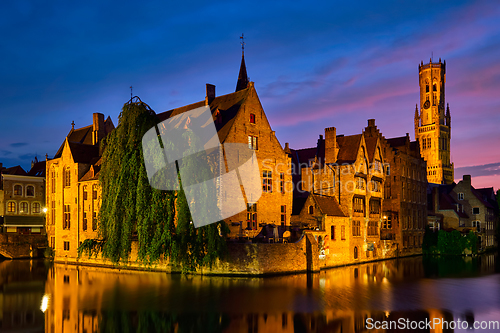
[414, 58, 454, 184]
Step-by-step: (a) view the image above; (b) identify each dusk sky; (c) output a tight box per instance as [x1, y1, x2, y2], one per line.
[1, 0, 499, 190]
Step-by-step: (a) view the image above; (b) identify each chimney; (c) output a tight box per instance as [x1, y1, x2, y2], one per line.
[92, 113, 105, 145]
[324, 127, 337, 164]
[463, 175, 471, 186]
[368, 119, 375, 127]
[284, 142, 290, 153]
[432, 186, 439, 211]
[205, 84, 216, 106]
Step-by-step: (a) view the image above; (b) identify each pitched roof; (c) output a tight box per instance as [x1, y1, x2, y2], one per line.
[53, 117, 114, 159]
[364, 136, 378, 162]
[156, 87, 250, 144]
[80, 158, 102, 181]
[336, 134, 362, 164]
[386, 136, 407, 149]
[471, 186, 495, 209]
[2, 165, 27, 175]
[27, 161, 46, 177]
[311, 194, 346, 217]
[67, 142, 100, 164]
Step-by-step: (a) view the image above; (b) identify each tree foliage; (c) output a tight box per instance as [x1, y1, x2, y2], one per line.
[423, 228, 478, 255]
[78, 97, 228, 271]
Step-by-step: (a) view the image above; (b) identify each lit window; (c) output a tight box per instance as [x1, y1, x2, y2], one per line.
[7, 201, 16, 213]
[20, 202, 29, 214]
[64, 205, 71, 229]
[32, 202, 41, 214]
[64, 167, 71, 187]
[247, 203, 257, 230]
[14, 185, 22, 196]
[262, 170, 272, 193]
[248, 135, 258, 150]
[280, 173, 285, 193]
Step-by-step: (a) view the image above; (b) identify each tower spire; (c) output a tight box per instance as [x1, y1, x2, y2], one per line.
[235, 34, 249, 92]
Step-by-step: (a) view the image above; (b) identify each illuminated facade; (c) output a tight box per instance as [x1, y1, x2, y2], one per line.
[414, 58, 454, 184]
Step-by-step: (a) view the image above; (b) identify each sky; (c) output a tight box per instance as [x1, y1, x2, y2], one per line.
[1, 0, 499, 191]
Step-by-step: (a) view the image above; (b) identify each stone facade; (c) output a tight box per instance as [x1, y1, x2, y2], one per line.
[46, 113, 113, 260]
[450, 175, 497, 249]
[0, 163, 46, 235]
[382, 133, 427, 256]
[414, 59, 454, 184]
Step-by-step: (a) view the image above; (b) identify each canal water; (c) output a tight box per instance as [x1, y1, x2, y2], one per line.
[1, 254, 499, 332]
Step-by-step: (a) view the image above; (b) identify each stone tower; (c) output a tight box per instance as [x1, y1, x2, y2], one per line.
[414, 58, 453, 184]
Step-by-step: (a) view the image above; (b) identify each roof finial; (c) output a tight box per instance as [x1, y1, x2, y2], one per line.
[71, 120, 75, 130]
[240, 33, 245, 56]
[130, 86, 133, 100]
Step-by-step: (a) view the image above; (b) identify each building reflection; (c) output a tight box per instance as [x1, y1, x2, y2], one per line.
[40, 254, 497, 332]
[0, 259, 47, 332]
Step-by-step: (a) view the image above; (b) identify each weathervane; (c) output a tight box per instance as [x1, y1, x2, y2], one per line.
[240, 33, 245, 55]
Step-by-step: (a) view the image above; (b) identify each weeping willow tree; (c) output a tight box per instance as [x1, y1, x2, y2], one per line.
[78, 97, 228, 270]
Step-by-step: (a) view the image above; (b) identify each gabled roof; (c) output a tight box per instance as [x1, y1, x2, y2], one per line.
[471, 187, 495, 209]
[80, 158, 102, 181]
[386, 136, 407, 149]
[364, 136, 378, 162]
[336, 134, 362, 164]
[2, 165, 27, 175]
[156, 87, 250, 144]
[311, 194, 346, 217]
[67, 142, 100, 164]
[27, 161, 46, 177]
[53, 117, 114, 159]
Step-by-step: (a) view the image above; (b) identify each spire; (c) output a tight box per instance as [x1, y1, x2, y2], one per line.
[415, 104, 419, 118]
[235, 34, 249, 92]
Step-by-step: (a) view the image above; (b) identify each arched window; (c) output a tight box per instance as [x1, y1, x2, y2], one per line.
[354, 246, 359, 259]
[308, 205, 314, 214]
[64, 167, 71, 187]
[20, 202, 29, 214]
[7, 201, 16, 213]
[14, 184, 22, 196]
[26, 185, 35, 197]
[32, 202, 41, 214]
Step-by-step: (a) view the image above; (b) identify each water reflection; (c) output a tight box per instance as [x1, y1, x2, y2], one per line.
[1, 254, 499, 332]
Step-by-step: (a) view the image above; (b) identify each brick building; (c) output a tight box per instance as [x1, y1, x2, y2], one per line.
[46, 114, 114, 259]
[288, 121, 388, 264]
[156, 54, 292, 239]
[381, 132, 427, 255]
[0, 161, 46, 235]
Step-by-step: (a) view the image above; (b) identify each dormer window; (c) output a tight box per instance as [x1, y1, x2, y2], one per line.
[249, 113, 255, 124]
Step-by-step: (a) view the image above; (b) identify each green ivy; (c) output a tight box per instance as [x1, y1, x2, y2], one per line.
[77, 98, 229, 271]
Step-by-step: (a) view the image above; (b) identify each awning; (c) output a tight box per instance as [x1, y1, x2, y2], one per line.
[2, 216, 45, 227]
